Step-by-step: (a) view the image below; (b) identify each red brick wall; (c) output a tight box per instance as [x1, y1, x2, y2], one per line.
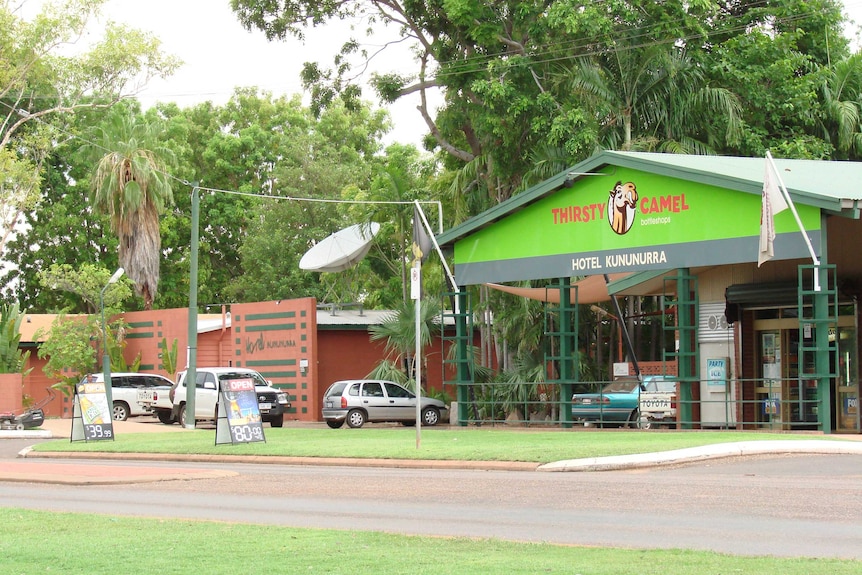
[231, 299, 317, 421]
[0, 374, 23, 414]
[122, 309, 189, 377]
[22, 356, 69, 418]
[316, 329, 388, 416]
[19, 299, 470, 422]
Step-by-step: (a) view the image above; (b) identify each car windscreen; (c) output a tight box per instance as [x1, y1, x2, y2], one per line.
[644, 379, 677, 392]
[218, 372, 267, 387]
[602, 379, 640, 393]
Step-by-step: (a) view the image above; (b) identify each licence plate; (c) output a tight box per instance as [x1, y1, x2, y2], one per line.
[258, 402, 272, 410]
[581, 398, 592, 404]
[642, 399, 670, 409]
[137, 390, 155, 402]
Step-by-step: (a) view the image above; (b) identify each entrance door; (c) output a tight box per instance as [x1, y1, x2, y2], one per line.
[836, 324, 859, 432]
[754, 310, 858, 433]
[756, 330, 783, 429]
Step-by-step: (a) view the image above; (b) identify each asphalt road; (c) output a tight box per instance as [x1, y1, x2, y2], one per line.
[2, 444, 862, 559]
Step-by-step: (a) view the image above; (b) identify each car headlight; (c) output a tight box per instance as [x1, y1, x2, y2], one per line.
[277, 392, 289, 404]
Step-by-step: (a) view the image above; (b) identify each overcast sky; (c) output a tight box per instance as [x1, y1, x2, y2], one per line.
[91, 0, 433, 148]
[24, 0, 862, 148]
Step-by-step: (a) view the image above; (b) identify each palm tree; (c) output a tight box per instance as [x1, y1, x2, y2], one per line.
[86, 110, 175, 309]
[570, 42, 741, 153]
[820, 54, 862, 158]
[368, 298, 442, 388]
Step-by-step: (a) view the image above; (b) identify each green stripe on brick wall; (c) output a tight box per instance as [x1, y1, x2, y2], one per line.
[244, 312, 297, 321]
[243, 323, 296, 332]
[126, 332, 154, 339]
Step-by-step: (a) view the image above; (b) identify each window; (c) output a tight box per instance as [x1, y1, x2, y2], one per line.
[384, 383, 411, 398]
[362, 382, 384, 397]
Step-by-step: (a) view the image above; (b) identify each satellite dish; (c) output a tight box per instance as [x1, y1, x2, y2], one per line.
[299, 222, 380, 273]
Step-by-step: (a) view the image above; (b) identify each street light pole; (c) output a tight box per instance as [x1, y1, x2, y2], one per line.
[101, 267, 124, 419]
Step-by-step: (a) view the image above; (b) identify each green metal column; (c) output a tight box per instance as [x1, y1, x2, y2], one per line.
[442, 290, 473, 426]
[544, 277, 578, 427]
[663, 269, 698, 428]
[798, 264, 837, 433]
[186, 186, 199, 428]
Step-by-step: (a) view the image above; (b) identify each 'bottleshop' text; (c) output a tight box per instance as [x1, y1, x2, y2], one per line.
[552, 194, 690, 224]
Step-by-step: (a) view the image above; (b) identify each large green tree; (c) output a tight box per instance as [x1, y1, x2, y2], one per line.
[0, 133, 118, 312]
[701, 0, 851, 158]
[227, 95, 392, 304]
[0, 0, 179, 256]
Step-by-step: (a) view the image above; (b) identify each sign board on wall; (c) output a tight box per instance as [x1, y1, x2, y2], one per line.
[706, 357, 729, 392]
[453, 167, 821, 284]
[612, 362, 630, 377]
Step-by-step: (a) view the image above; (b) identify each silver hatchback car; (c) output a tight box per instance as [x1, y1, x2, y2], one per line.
[322, 379, 448, 429]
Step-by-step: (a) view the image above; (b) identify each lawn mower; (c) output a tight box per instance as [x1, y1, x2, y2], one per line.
[0, 388, 55, 431]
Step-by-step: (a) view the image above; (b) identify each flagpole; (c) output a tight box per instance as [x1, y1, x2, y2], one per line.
[413, 261, 422, 449]
[766, 151, 821, 290]
[410, 258, 422, 449]
[410, 202, 426, 449]
[414, 201, 457, 295]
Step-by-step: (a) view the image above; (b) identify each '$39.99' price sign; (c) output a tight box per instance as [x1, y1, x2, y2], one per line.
[84, 423, 114, 440]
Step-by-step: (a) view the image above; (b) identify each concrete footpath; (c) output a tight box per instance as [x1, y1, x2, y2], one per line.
[2, 418, 862, 484]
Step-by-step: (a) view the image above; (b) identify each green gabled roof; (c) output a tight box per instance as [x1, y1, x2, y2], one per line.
[436, 151, 862, 248]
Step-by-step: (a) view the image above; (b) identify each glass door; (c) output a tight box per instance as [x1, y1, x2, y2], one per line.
[836, 324, 859, 432]
[757, 330, 783, 429]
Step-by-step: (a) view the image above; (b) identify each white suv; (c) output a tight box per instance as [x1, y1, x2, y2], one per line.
[79, 372, 175, 421]
[170, 367, 290, 427]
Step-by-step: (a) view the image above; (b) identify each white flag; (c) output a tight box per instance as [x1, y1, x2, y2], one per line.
[757, 158, 789, 267]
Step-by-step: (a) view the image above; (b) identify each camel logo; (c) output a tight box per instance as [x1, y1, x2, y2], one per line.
[607, 181, 638, 235]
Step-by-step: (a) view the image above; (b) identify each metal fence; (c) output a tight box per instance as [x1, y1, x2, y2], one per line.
[449, 377, 840, 431]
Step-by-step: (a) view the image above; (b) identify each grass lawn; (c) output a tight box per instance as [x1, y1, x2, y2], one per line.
[28, 425, 853, 463]
[3, 508, 860, 575]
[15, 426, 862, 572]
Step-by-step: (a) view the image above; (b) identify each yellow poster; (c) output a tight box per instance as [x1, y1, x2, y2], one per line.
[76, 381, 111, 425]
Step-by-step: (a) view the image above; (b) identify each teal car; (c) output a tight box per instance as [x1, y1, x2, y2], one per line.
[571, 378, 642, 427]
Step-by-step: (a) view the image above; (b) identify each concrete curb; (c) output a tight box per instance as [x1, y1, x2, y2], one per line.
[537, 440, 862, 472]
[21, 449, 541, 472]
[0, 429, 52, 439]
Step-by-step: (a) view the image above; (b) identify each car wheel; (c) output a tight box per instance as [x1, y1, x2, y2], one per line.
[326, 420, 344, 429]
[178, 404, 188, 427]
[157, 411, 175, 425]
[346, 409, 366, 428]
[421, 407, 440, 426]
[625, 409, 639, 428]
[112, 401, 130, 421]
[270, 415, 284, 428]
